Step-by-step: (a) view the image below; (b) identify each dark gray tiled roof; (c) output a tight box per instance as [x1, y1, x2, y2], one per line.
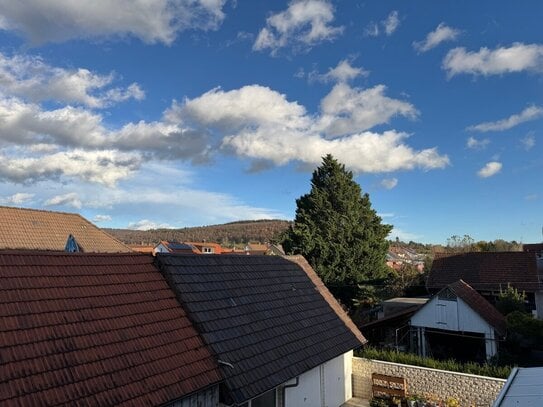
[156, 254, 364, 404]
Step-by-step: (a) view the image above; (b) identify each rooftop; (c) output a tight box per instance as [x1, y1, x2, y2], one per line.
[156, 254, 365, 404]
[0, 251, 221, 405]
[0, 206, 131, 253]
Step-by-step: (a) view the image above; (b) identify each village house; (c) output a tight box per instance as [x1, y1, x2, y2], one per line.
[155, 253, 366, 407]
[0, 251, 222, 406]
[0, 205, 131, 253]
[427, 251, 543, 319]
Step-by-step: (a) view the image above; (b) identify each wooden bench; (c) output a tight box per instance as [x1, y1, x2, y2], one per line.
[371, 373, 407, 398]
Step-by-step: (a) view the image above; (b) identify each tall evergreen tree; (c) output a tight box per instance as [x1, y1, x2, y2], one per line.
[283, 154, 392, 307]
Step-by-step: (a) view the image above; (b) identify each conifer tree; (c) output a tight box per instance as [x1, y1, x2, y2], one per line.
[283, 154, 392, 307]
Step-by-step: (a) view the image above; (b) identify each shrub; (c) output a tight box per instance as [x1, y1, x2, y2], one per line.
[496, 284, 526, 315]
[357, 347, 511, 379]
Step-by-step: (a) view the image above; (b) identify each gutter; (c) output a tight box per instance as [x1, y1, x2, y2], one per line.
[281, 377, 299, 407]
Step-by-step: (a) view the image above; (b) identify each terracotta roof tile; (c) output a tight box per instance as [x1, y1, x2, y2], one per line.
[0, 251, 221, 406]
[0, 206, 131, 253]
[156, 254, 364, 404]
[427, 251, 540, 292]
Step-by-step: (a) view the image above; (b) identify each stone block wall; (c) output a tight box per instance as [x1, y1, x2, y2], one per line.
[352, 357, 506, 406]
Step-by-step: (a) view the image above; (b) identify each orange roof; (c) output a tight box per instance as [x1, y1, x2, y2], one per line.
[0, 206, 132, 253]
[128, 244, 155, 253]
[185, 241, 225, 254]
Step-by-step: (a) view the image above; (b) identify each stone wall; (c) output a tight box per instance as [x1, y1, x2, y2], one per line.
[352, 357, 506, 406]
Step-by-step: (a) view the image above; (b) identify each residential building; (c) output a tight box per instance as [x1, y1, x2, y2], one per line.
[427, 251, 543, 318]
[0, 205, 131, 253]
[411, 280, 506, 362]
[154, 240, 197, 255]
[155, 254, 366, 407]
[0, 251, 222, 406]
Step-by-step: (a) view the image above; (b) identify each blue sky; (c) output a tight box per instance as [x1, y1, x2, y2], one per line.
[0, 1, 541, 244]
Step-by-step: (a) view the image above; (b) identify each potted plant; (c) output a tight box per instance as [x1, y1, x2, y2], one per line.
[406, 395, 417, 407]
[369, 397, 389, 407]
[446, 397, 459, 407]
[392, 396, 402, 407]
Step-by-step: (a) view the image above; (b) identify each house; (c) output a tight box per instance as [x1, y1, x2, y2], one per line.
[155, 254, 366, 407]
[493, 367, 543, 406]
[186, 241, 226, 254]
[0, 251, 222, 406]
[154, 240, 197, 255]
[427, 251, 543, 318]
[410, 280, 506, 362]
[0, 205, 131, 253]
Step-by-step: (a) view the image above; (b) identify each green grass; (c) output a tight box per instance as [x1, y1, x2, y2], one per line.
[356, 347, 512, 379]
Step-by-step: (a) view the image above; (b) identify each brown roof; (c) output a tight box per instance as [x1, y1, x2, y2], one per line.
[0, 251, 221, 406]
[446, 280, 506, 335]
[427, 251, 540, 292]
[0, 206, 131, 253]
[523, 243, 543, 253]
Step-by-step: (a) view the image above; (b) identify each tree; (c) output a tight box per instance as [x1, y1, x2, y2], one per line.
[282, 154, 392, 307]
[496, 284, 526, 315]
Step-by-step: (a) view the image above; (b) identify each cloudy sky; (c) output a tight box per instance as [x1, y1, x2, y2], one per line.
[0, 0, 541, 244]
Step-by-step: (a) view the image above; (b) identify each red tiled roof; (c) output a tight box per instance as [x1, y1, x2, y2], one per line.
[523, 243, 543, 253]
[0, 206, 131, 253]
[0, 251, 221, 406]
[447, 280, 506, 335]
[427, 252, 540, 292]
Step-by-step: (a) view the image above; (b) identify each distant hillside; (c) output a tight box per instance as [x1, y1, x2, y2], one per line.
[104, 219, 291, 246]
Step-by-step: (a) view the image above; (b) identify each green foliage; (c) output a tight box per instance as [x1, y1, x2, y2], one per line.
[506, 311, 543, 347]
[496, 284, 526, 315]
[357, 347, 512, 379]
[369, 397, 389, 407]
[282, 155, 392, 307]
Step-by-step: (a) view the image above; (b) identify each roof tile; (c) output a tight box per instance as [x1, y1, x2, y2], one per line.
[156, 254, 365, 404]
[0, 251, 221, 406]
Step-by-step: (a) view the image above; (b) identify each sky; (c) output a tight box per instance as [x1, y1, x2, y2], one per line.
[0, 0, 541, 244]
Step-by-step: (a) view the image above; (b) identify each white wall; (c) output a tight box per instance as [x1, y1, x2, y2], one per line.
[535, 291, 543, 320]
[283, 351, 353, 407]
[411, 296, 493, 335]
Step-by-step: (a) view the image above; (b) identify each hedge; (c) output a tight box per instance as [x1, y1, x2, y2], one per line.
[356, 347, 512, 379]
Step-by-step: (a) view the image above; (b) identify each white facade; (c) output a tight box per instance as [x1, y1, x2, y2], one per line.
[283, 350, 353, 407]
[410, 295, 498, 360]
[153, 242, 170, 254]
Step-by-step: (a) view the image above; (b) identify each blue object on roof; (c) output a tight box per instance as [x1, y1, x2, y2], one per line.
[64, 234, 80, 252]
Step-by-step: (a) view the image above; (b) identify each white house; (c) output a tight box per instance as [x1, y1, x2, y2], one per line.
[411, 279, 506, 361]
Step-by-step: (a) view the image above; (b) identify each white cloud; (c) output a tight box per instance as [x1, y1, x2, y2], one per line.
[44, 192, 82, 209]
[308, 59, 369, 83]
[253, 0, 343, 54]
[383, 11, 400, 35]
[467, 106, 543, 132]
[0, 192, 34, 204]
[443, 43, 543, 77]
[466, 136, 490, 149]
[0, 149, 142, 186]
[317, 83, 418, 137]
[381, 178, 398, 189]
[521, 132, 536, 150]
[389, 226, 422, 242]
[127, 219, 174, 230]
[477, 161, 502, 178]
[364, 10, 400, 37]
[223, 130, 449, 173]
[93, 214, 112, 223]
[0, 53, 144, 108]
[413, 23, 460, 53]
[0, 0, 226, 45]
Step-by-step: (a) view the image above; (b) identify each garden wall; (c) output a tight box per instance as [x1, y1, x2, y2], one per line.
[352, 357, 506, 406]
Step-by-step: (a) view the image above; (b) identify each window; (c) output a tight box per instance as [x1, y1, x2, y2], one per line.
[202, 247, 214, 254]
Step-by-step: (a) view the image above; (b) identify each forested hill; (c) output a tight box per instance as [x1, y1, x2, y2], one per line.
[104, 219, 292, 246]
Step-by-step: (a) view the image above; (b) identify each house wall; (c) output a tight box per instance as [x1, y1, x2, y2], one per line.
[410, 296, 498, 359]
[352, 357, 505, 407]
[411, 296, 493, 335]
[283, 351, 353, 407]
[535, 291, 543, 320]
